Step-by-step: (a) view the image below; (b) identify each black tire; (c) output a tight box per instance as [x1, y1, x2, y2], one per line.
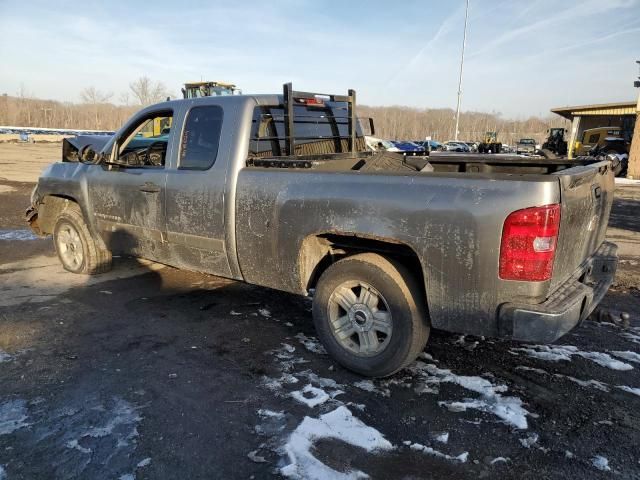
[53, 203, 112, 274]
[312, 253, 430, 377]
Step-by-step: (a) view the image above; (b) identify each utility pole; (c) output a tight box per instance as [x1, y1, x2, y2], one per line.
[628, 60, 640, 179]
[454, 0, 469, 141]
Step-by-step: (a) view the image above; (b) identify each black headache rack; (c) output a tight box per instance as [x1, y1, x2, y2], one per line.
[247, 83, 374, 168]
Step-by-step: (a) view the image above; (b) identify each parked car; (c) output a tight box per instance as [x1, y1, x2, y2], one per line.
[27, 83, 618, 378]
[388, 141, 426, 156]
[442, 141, 471, 152]
[501, 144, 514, 154]
[516, 138, 537, 155]
[462, 141, 479, 152]
[413, 140, 443, 152]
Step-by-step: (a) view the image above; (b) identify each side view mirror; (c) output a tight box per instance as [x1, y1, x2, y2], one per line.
[79, 145, 97, 163]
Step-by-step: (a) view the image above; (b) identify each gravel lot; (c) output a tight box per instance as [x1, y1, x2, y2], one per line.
[1, 143, 639, 480]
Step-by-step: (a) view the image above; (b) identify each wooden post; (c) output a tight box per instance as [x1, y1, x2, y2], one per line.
[627, 94, 640, 179]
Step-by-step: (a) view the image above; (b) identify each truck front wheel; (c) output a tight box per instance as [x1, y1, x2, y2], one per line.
[53, 205, 112, 274]
[312, 253, 430, 377]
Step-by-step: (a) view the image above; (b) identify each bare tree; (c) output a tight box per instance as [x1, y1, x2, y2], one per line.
[129, 76, 170, 106]
[80, 87, 113, 129]
[118, 92, 131, 106]
[80, 87, 113, 105]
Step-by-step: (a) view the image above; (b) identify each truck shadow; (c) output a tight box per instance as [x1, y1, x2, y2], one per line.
[609, 195, 640, 233]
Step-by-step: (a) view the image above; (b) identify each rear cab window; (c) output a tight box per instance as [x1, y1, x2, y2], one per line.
[179, 106, 224, 170]
[248, 104, 367, 158]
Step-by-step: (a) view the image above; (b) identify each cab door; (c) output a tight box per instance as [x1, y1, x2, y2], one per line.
[87, 106, 179, 260]
[164, 103, 233, 277]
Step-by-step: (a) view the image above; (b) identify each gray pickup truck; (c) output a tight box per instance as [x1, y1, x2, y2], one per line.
[26, 84, 618, 377]
[516, 138, 537, 155]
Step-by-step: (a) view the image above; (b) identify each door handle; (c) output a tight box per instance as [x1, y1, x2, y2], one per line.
[139, 182, 161, 193]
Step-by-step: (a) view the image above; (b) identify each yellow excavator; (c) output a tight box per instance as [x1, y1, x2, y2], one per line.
[141, 81, 242, 137]
[181, 81, 241, 98]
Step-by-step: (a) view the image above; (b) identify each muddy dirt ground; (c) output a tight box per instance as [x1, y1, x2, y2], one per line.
[1, 144, 639, 479]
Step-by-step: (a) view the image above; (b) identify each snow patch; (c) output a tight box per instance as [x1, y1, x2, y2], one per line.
[301, 371, 343, 390]
[257, 409, 285, 419]
[616, 385, 640, 397]
[519, 433, 539, 448]
[282, 343, 296, 354]
[291, 384, 331, 408]
[280, 406, 393, 480]
[453, 335, 479, 351]
[137, 457, 151, 468]
[563, 376, 610, 392]
[295, 333, 327, 354]
[512, 345, 577, 361]
[0, 229, 40, 241]
[433, 432, 449, 444]
[621, 332, 640, 345]
[353, 379, 390, 397]
[411, 362, 530, 429]
[592, 455, 611, 471]
[258, 308, 272, 318]
[409, 442, 468, 463]
[0, 399, 29, 435]
[0, 350, 12, 363]
[65, 439, 91, 454]
[610, 350, 640, 364]
[84, 398, 142, 440]
[516, 365, 610, 392]
[513, 345, 633, 370]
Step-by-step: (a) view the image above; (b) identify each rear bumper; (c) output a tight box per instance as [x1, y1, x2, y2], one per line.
[498, 241, 618, 343]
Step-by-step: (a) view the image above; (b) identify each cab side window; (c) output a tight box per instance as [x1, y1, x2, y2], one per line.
[117, 111, 173, 168]
[588, 133, 600, 144]
[179, 106, 224, 170]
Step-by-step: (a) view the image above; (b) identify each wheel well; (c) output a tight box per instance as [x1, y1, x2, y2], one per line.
[37, 195, 79, 234]
[301, 233, 426, 300]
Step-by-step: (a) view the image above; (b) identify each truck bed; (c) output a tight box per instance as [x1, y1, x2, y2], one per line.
[247, 150, 602, 176]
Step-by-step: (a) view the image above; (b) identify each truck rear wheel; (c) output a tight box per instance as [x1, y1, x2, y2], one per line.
[312, 253, 430, 377]
[53, 204, 112, 274]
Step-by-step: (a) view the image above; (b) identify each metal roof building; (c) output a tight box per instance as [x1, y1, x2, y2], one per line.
[551, 100, 637, 160]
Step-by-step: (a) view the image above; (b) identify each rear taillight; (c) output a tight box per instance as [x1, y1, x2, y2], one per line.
[499, 204, 561, 281]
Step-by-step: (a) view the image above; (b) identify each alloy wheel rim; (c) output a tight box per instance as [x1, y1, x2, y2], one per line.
[57, 224, 84, 270]
[327, 281, 393, 356]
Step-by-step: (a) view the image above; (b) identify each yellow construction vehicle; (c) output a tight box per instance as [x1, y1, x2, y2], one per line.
[181, 81, 241, 98]
[573, 127, 625, 156]
[139, 81, 242, 137]
[477, 131, 502, 154]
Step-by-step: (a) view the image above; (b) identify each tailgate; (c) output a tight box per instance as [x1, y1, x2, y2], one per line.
[550, 160, 615, 290]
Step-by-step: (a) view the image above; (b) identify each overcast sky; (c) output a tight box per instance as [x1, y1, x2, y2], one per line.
[1, 0, 638, 117]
